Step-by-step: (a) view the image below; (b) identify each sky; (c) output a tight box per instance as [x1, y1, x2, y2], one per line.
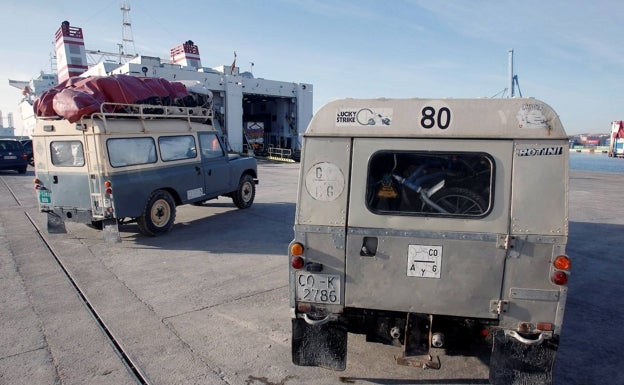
[0, 0, 622, 136]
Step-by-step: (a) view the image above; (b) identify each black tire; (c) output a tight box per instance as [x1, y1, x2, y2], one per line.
[28, 156, 34, 167]
[232, 174, 255, 209]
[429, 187, 488, 215]
[137, 190, 176, 236]
[17, 166, 27, 174]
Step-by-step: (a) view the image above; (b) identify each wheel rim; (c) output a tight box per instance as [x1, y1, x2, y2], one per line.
[150, 198, 171, 227]
[241, 181, 253, 203]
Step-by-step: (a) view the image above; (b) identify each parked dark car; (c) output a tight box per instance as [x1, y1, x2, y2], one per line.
[0, 138, 29, 174]
[20, 139, 34, 166]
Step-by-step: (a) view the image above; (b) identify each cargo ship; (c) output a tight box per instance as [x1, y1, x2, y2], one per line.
[9, 7, 311, 160]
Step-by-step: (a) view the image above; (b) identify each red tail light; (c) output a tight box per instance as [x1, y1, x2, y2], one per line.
[290, 242, 305, 269]
[104, 180, 112, 195]
[551, 254, 570, 285]
[551, 271, 568, 285]
[291, 256, 304, 270]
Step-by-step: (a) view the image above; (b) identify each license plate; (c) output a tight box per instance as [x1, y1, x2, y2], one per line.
[295, 272, 341, 304]
[3, 155, 17, 160]
[38, 189, 51, 204]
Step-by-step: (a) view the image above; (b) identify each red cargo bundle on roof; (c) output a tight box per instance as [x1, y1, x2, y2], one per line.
[140, 77, 171, 99]
[52, 88, 105, 124]
[32, 88, 59, 117]
[34, 75, 191, 123]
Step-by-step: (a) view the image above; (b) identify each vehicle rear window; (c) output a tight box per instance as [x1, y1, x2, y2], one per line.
[0, 140, 22, 151]
[366, 151, 494, 218]
[50, 141, 85, 167]
[107, 137, 157, 167]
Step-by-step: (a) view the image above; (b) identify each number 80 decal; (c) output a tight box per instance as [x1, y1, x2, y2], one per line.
[421, 106, 451, 129]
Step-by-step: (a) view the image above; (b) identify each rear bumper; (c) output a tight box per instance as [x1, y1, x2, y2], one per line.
[51, 207, 93, 223]
[0, 161, 28, 170]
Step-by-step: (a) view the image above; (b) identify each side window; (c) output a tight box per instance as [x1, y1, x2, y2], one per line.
[159, 135, 197, 161]
[50, 141, 85, 167]
[198, 133, 225, 159]
[107, 137, 157, 167]
[366, 151, 494, 218]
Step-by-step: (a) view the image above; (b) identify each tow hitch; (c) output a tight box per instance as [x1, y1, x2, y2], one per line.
[395, 313, 441, 369]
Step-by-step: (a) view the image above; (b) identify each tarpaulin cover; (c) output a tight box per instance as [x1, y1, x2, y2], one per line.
[34, 74, 191, 123]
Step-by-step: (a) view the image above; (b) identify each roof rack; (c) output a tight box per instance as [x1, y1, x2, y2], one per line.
[94, 102, 213, 122]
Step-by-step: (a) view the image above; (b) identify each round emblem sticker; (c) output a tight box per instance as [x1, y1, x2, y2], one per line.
[305, 162, 345, 202]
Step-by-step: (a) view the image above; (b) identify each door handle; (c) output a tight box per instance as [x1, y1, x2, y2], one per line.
[194, 166, 201, 175]
[53, 175, 58, 184]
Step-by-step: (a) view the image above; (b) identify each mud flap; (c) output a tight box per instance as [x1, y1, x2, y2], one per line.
[102, 219, 121, 243]
[489, 329, 558, 385]
[291, 318, 347, 370]
[46, 212, 67, 234]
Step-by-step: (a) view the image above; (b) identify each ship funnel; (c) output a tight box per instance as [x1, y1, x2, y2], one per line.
[170, 40, 202, 69]
[55, 21, 88, 83]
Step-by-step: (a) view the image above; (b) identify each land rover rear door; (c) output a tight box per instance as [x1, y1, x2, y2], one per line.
[39, 135, 91, 212]
[345, 138, 513, 319]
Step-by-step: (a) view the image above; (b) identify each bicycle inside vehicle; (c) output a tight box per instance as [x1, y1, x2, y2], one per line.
[367, 151, 493, 217]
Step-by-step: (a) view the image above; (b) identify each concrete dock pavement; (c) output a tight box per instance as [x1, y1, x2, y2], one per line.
[0, 173, 138, 384]
[1, 163, 623, 385]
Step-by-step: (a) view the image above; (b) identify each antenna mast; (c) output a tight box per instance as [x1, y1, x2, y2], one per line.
[491, 50, 524, 98]
[121, 0, 136, 57]
[508, 49, 522, 98]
